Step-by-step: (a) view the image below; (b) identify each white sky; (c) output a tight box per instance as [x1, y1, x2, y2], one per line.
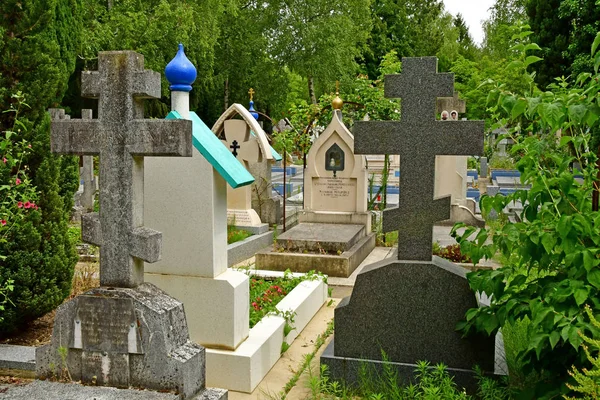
[442, 0, 495, 45]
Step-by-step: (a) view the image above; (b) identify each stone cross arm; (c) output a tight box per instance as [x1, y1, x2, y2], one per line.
[51, 119, 192, 157]
[353, 120, 484, 157]
[81, 65, 161, 100]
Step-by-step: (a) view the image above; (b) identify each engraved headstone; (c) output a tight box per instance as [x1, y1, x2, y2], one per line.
[321, 57, 495, 392]
[36, 51, 226, 400]
[481, 156, 488, 178]
[256, 104, 375, 278]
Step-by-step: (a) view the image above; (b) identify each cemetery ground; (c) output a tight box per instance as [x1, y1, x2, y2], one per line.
[0, 224, 509, 399]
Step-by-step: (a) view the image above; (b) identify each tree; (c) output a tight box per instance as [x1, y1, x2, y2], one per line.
[64, 0, 235, 120]
[482, 0, 526, 59]
[454, 14, 477, 60]
[361, 0, 445, 79]
[0, 0, 80, 334]
[525, 0, 570, 88]
[265, 0, 371, 104]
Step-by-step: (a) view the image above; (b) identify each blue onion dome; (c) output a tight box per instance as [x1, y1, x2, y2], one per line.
[249, 100, 259, 120]
[165, 44, 197, 92]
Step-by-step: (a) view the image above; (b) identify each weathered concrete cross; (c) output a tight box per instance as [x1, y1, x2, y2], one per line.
[51, 51, 193, 288]
[354, 57, 484, 261]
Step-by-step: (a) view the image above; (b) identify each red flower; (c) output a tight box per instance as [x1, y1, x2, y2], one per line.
[24, 201, 31, 209]
[15, 178, 21, 185]
[17, 201, 23, 208]
[0, 220, 6, 226]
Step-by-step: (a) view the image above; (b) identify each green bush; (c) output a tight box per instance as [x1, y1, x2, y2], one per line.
[0, 114, 78, 335]
[452, 31, 600, 398]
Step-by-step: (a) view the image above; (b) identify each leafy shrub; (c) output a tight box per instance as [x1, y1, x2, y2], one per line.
[0, 111, 78, 335]
[452, 31, 600, 398]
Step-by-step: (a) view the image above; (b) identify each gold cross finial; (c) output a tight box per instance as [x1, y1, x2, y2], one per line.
[248, 88, 255, 101]
[332, 81, 343, 110]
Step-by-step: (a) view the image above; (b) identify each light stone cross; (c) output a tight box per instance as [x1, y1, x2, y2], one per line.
[354, 57, 484, 261]
[51, 51, 192, 288]
[221, 119, 262, 168]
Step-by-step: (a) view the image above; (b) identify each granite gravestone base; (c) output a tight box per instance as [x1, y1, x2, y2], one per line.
[36, 284, 226, 400]
[321, 256, 495, 392]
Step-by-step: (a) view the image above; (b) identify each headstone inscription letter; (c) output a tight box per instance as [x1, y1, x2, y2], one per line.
[321, 57, 495, 391]
[51, 51, 192, 288]
[34, 51, 224, 399]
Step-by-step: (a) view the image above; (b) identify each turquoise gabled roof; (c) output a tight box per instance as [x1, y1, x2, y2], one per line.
[166, 111, 254, 189]
[270, 146, 283, 161]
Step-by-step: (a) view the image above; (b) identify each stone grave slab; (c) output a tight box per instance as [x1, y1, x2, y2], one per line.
[275, 222, 364, 253]
[0, 380, 227, 400]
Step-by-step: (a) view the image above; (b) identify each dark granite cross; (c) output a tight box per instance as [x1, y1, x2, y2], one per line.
[230, 140, 240, 157]
[354, 57, 484, 261]
[51, 51, 192, 288]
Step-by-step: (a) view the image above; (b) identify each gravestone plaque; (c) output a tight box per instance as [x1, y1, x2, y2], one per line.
[71, 296, 142, 354]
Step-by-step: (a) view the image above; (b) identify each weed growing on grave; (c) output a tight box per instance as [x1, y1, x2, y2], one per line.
[57, 346, 71, 382]
[280, 318, 335, 398]
[227, 225, 252, 244]
[309, 358, 510, 400]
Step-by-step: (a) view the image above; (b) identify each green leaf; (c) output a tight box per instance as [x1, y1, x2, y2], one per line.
[587, 269, 600, 289]
[529, 333, 548, 359]
[524, 56, 543, 67]
[482, 313, 499, 335]
[511, 99, 527, 119]
[592, 31, 600, 56]
[557, 215, 572, 238]
[574, 288, 589, 306]
[583, 250, 599, 272]
[525, 43, 542, 52]
[568, 104, 587, 123]
[541, 233, 556, 253]
[559, 135, 573, 147]
[549, 331, 560, 349]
